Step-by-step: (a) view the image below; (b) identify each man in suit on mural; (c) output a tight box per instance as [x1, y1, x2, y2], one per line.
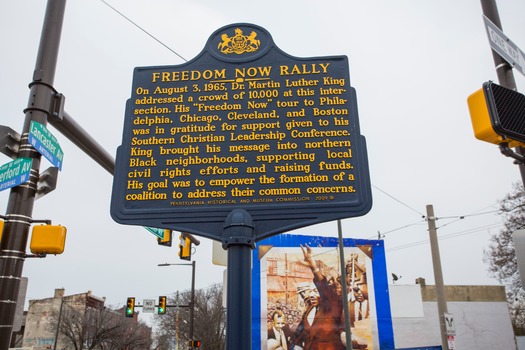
[268, 309, 288, 350]
[282, 312, 296, 346]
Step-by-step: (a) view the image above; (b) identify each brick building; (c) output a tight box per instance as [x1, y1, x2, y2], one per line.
[20, 288, 150, 349]
[22, 288, 106, 348]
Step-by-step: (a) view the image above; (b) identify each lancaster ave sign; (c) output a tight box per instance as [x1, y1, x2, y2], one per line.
[29, 121, 64, 170]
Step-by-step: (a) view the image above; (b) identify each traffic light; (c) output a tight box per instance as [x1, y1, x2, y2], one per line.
[188, 340, 201, 347]
[158, 296, 167, 314]
[468, 81, 525, 147]
[157, 229, 172, 246]
[178, 234, 192, 261]
[125, 297, 135, 317]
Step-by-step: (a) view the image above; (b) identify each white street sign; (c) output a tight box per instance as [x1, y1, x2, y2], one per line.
[484, 15, 525, 77]
[143, 299, 155, 313]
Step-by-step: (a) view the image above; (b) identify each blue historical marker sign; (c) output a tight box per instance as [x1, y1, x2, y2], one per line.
[111, 23, 372, 241]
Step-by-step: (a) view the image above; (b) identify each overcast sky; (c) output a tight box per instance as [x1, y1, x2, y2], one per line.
[1, 0, 525, 326]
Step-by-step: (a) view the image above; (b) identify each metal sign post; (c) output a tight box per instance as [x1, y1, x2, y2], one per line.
[480, 0, 525, 200]
[0, 1, 66, 348]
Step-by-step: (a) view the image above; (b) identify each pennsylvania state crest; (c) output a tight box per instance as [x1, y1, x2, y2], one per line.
[217, 28, 261, 54]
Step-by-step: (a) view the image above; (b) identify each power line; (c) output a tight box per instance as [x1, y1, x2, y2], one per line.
[369, 219, 427, 240]
[372, 185, 426, 218]
[372, 204, 500, 240]
[435, 205, 499, 230]
[437, 209, 500, 220]
[100, 0, 187, 62]
[387, 222, 503, 252]
[382, 205, 502, 252]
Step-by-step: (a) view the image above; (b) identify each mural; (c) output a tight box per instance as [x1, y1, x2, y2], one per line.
[252, 234, 394, 350]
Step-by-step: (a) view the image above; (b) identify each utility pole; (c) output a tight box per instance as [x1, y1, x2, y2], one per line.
[426, 205, 449, 350]
[158, 262, 196, 349]
[176, 291, 180, 350]
[0, 1, 65, 348]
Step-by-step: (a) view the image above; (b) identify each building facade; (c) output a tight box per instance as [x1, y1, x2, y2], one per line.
[20, 288, 151, 350]
[22, 288, 106, 349]
[390, 278, 516, 350]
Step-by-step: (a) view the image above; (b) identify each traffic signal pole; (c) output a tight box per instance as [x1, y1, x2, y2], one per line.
[0, 1, 118, 345]
[189, 260, 196, 350]
[480, 0, 525, 186]
[0, 1, 65, 348]
[48, 110, 115, 175]
[157, 262, 197, 348]
[480, 0, 518, 90]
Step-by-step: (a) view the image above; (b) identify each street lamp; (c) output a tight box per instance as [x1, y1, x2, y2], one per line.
[158, 261, 196, 349]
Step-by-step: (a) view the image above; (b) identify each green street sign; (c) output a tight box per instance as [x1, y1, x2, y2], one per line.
[144, 226, 165, 239]
[29, 121, 64, 170]
[0, 158, 32, 191]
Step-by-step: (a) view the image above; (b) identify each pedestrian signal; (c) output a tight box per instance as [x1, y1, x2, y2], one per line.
[30, 225, 67, 254]
[158, 296, 167, 314]
[125, 297, 135, 317]
[468, 81, 525, 147]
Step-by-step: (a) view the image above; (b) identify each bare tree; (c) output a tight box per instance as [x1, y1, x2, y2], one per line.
[49, 303, 152, 349]
[154, 283, 225, 350]
[483, 182, 525, 335]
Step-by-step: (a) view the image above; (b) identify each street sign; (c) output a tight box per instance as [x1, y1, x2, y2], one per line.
[447, 335, 455, 350]
[483, 15, 525, 77]
[144, 226, 166, 239]
[0, 157, 32, 191]
[29, 121, 64, 170]
[143, 299, 155, 313]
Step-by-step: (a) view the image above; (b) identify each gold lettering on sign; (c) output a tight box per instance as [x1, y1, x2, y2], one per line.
[125, 58, 360, 207]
